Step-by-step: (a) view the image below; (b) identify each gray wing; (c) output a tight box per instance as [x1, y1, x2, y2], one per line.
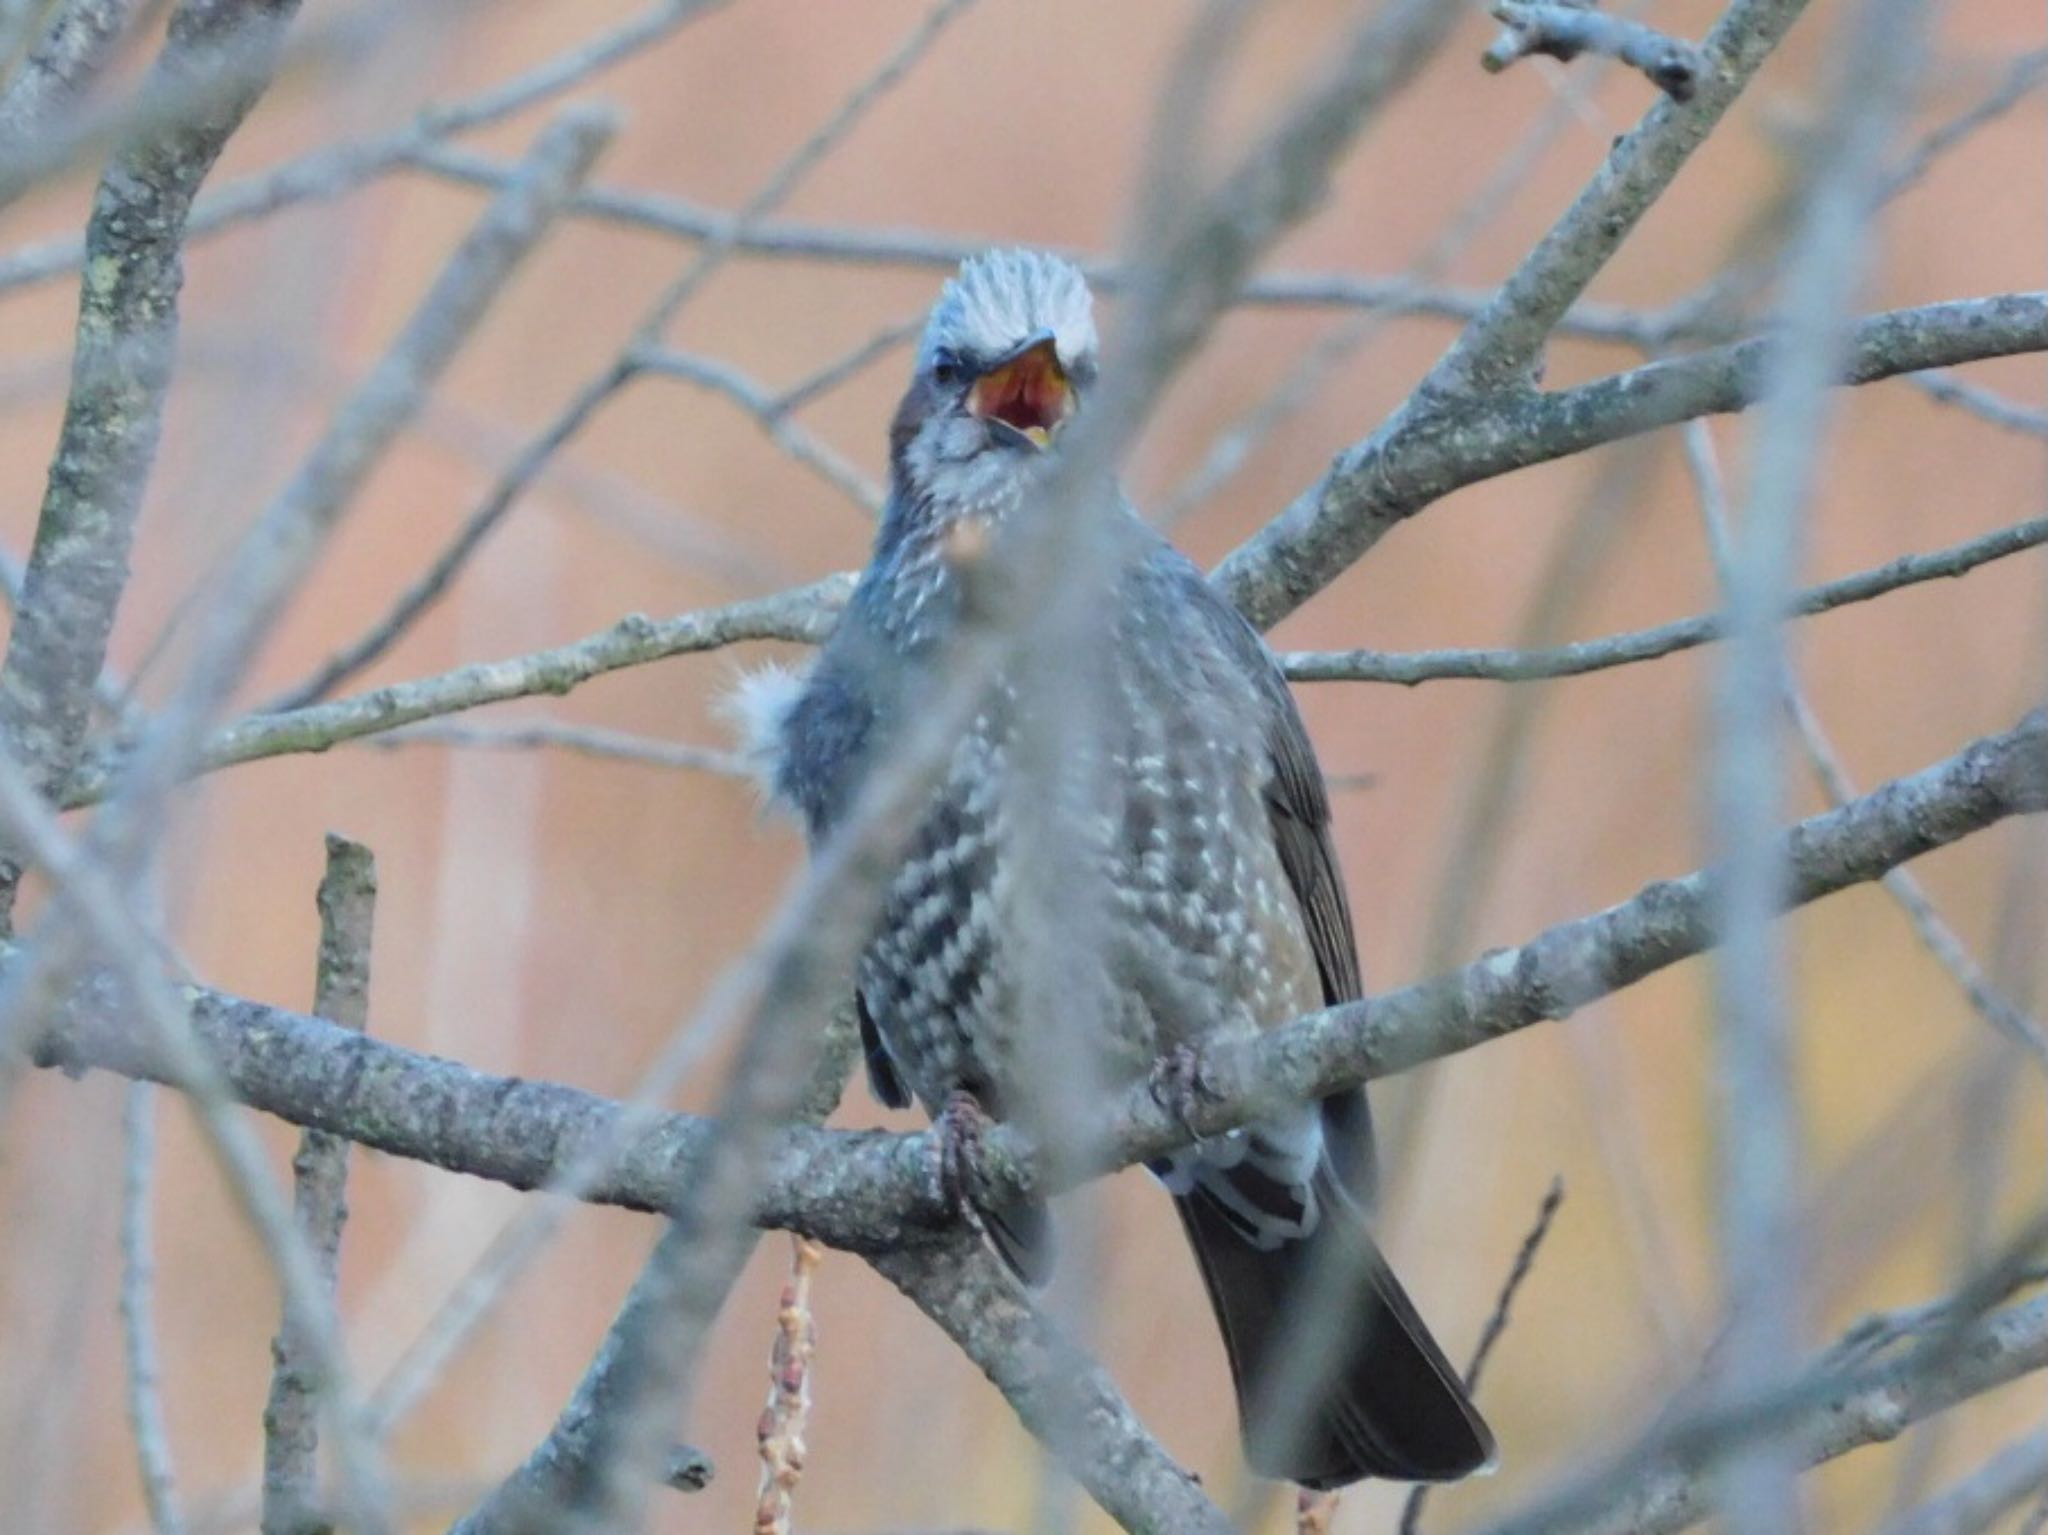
[1174, 557, 1377, 1198]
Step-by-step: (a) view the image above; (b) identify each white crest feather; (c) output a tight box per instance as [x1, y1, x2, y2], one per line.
[717, 662, 809, 810]
[920, 249, 1097, 372]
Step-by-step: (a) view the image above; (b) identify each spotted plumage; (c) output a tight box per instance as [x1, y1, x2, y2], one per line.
[763, 250, 1493, 1488]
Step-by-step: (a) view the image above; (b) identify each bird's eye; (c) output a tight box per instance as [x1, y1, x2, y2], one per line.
[930, 348, 967, 386]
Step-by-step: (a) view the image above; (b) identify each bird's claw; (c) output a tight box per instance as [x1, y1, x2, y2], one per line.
[1148, 1043, 1217, 1149]
[932, 1088, 992, 1240]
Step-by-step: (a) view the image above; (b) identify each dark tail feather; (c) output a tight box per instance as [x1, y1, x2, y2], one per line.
[1173, 1173, 1494, 1488]
[984, 1196, 1055, 1287]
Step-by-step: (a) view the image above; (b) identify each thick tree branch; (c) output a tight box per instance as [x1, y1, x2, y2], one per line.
[33, 712, 2045, 1255]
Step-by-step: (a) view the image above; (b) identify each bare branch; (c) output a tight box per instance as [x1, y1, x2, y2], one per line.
[81, 103, 613, 858]
[264, 0, 982, 714]
[0, 752, 396, 1532]
[1913, 369, 2048, 438]
[1400, 1177, 1568, 1535]
[59, 574, 850, 807]
[1486, 1291, 2048, 1535]
[871, 1239, 1234, 1535]
[1706, 4, 1927, 1526]
[261, 835, 377, 1535]
[0, 0, 729, 292]
[1216, 290, 2048, 630]
[637, 348, 885, 516]
[1482, 4, 1707, 101]
[443, 1225, 718, 1535]
[1280, 511, 2048, 683]
[34, 712, 2046, 1255]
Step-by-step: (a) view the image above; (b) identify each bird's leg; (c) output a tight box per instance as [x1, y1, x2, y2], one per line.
[1148, 1042, 1218, 1151]
[932, 1087, 992, 1239]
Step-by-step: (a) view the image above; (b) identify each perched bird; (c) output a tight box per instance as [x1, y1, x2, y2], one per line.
[746, 250, 1494, 1487]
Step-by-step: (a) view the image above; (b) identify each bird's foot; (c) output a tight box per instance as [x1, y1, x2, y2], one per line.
[932, 1088, 992, 1240]
[1148, 1043, 1218, 1148]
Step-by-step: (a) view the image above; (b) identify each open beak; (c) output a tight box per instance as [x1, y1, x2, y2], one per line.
[969, 332, 1073, 450]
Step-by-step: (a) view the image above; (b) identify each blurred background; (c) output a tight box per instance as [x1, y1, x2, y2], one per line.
[2, 0, 2046, 1530]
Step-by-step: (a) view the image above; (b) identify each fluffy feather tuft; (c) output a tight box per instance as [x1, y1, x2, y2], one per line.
[717, 662, 809, 809]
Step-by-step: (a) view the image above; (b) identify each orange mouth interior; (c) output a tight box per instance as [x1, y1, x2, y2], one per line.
[971, 342, 1072, 446]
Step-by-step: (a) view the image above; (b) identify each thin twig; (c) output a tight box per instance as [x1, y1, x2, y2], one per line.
[120, 1081, 189, 1535]
[1681, 422, 2048, 1064]
[58, 575, 852, 807]
[1870, 1426, 2048, 1535]
[81, 103, 613, 879]
[0, 0, 729, 292]
[261, 835, 377, 1535]
[0, 750, 396, 1534]
[265, 0, 982, 713]
[638, 348, 885, 516]
[363, 720, 748, 777]
[1482, 3, 1707, 101]
[1400, 1178, 1568, 1535]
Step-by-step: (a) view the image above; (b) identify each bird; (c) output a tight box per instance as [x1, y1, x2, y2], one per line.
[739, 248, 1495, 1488]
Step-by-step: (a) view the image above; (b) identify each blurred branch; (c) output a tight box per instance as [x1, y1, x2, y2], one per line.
[0, 0, 146, 143]
[871, 1238, 1234, 1535]
[1487, 1290, 2048, 1535]
[1280, 511, 2048, 683]
[445, 1224, 719, 1535]
[450, 1013, 862, 1532]
[264, 0, 982, 715]
[0, 749, 396, 1533]
[120, 1082, 188, 1535]
[1680, 422, 2048, 1064]
[1886, 44, 2048, 197]
[35, 711, 2047, 1252]
[638, 348, 885, 516]
[1871, 1428, 2048, 1535]
[1912, 369, 2048, 438]
[0, 0, 301, 923]
[363, 720, 748, 777]
[0, 0, 729, 291]
[261, 835, 377, 1535]
[1706, 4, 1927, 1527]
[1482, 4, 1706, 101]
[90, 102, 614, 859]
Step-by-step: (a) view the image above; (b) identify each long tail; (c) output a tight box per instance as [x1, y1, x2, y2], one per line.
[1172, 1164, 1495, 1488]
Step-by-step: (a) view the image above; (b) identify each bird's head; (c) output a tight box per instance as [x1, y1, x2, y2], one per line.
[890, 249, 1099, 506]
